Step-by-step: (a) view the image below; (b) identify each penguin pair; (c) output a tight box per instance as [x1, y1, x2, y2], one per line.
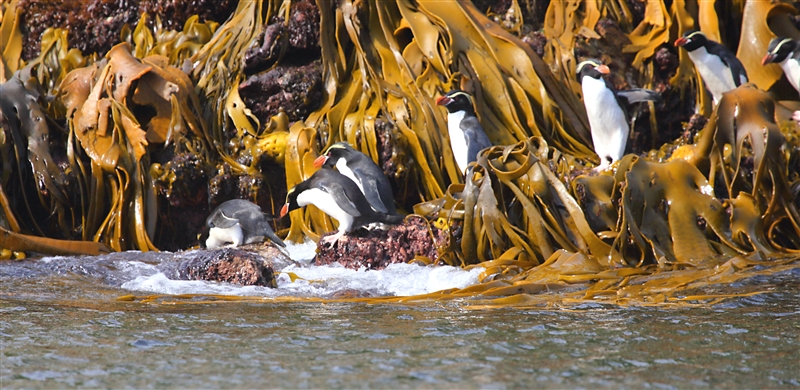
[280, 169, 403, 245]
[576, 59, 661, 170]
[674, 30, 749, 104]
[206, 199, 285, 248]
[436, 89, 492, 175]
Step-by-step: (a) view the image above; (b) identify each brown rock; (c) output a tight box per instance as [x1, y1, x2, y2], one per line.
[177, 247, 279, 287]
[314, 216, 448, 270]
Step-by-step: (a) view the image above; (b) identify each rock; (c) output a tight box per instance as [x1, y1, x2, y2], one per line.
[174, 247, 281, 287]
[314, 216, 448, 270]
[242, 0, 321, 74]
[18, 0, 237, 60]
[238, 61, 323, 125]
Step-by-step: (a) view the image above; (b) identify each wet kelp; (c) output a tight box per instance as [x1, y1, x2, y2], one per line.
[2, 0, 800, 306]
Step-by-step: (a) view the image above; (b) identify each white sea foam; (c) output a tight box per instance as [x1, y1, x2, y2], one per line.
[120, 239, 483, 298]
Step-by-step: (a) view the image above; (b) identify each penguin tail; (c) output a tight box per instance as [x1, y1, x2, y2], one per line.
[380, 213, 405, 225]
[618, 88, 662, 104]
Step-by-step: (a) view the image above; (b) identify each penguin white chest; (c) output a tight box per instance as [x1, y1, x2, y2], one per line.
[297, 188, 355, 233]
[446, 110, 469, 173]
[207, 224, 244, 248]
[687, 48, 738, 102]
[582, 77, 629, 166]
[779, 56, 800, 93]
[335, 159, 363, 193]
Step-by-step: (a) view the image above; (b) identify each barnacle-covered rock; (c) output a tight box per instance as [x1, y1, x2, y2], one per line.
[170, 247, 279, 287]
[314, 217, 447, 270]
[239, 61, 323, 125]
[18, 0, 236, 60]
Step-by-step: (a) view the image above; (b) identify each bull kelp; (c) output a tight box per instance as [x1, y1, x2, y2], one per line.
[1, 0, 799, 307]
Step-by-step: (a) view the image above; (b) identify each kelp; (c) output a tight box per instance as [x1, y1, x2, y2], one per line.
[1, 0, 800, 306]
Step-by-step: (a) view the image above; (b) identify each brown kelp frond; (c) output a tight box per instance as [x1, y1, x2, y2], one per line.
[60, 43, 205, 251]
[0, 0, 24, 83]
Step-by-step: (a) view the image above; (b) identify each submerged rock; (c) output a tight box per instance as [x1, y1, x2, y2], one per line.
[315, 216, 448, 270]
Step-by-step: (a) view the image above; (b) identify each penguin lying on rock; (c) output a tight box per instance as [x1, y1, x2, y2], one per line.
[576, 58, 661, 171]
[436, 89, 492, 175]
[674, 30, 748, 104]
[280, 169, 404, 245]
[314, 142, 398, 215]
[206, 199, 285, 248]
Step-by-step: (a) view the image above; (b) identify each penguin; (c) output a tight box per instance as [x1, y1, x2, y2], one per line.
[435, 89, 492, 174]
[206, 199, 285, 248]
[280, 169, 404, 245]
[674, 30, 749, 104]
[762, 37, 800, 94]
[576, 58, 661, 170]
[313, 142, 398, 215]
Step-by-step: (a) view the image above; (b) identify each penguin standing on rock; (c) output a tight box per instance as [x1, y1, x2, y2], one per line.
[762, 37, 800, 93]
[280, 169, 404, 245]
[763, 37, 800, 122]
[313, 142, 398, 215]
[674, 30, 749, 104]
[576, 59, 661, 170]
[206, 199, 285, 248]
[436, 89, 492, 175]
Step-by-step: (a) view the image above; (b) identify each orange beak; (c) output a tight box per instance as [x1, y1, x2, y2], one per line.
[313, 155, 328, 168]
[762, 54, 776, 66]
[597, 65, 610, 75]
[436, 96, 451, 106]
[280, 203, 289, 218]
[674, 37, 688, 47]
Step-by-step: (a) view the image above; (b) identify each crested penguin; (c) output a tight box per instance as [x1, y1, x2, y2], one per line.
[313, 142, 398, 215]
[762, 37, 800, 94]
[436, 89, 492, 174]
[576, 59, 661, 170]
[206, 199, 285, 248]
[280, 169, 404, 245]
[674, 30, 748, 104]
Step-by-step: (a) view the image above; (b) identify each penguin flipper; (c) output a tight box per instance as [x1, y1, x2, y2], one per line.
[616, 88, 662, 104]
[708, 41, 749, 85]
[320, 181, 362, 217]
[207, 210, 239, 229]
[460, 116, 492, 164]
[353, 168, 389, 214]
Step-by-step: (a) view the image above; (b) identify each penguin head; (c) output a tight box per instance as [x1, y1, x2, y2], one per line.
[313, 142, 355, 169]
[674, 30, 708, 51]
[576, 59, 610, 82]
[436, 90, 476, 115]
[280, 187, 301, 218]
[763, 37, 797, 65]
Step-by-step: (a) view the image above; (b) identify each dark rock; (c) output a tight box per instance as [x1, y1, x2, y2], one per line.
[18, 0, 237, 60]
[174, 247, 279, 287]
[522, 30, 547, 58]
[153, 152, 209, 251]
[239, 61, 323, 125]
[314, 216, 448, 270]
[242, 0, 321, 74]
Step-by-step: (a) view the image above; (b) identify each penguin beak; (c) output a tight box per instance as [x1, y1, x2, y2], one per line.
[280, 203, 289, 218]
[596, 65, 610, 74]
[674, 37, 688, 47]
[762, 53, 776, 65]
[436, 96, 452, 106]
[313, 155, 328, 168]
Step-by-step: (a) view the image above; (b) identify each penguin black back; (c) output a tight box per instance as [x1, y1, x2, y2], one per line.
[314, 142, 398, 215]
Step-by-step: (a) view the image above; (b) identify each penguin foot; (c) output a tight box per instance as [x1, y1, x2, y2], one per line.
[321, 231, 346, 247]
[792, 110, 800, 124]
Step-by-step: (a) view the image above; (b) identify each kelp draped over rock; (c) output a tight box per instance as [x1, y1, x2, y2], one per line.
[2, 0, 800, 304]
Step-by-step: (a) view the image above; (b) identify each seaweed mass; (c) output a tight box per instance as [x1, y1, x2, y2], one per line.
[1, 0, 799, 307]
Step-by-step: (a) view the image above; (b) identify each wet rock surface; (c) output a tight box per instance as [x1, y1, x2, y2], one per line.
[239, 61, 323, 125]
[315, 216, 448, 270]
[17, 0, 237, 60]
[174, 247, 279, 287]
